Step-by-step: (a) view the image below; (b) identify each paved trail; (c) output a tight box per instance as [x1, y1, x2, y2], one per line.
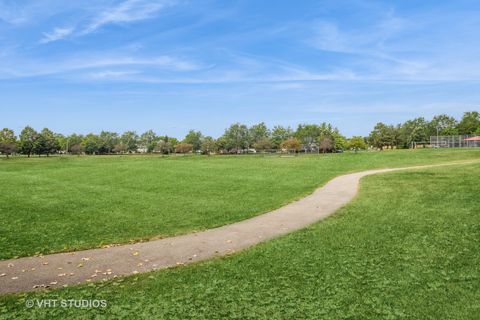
[1, 160, 478, 294]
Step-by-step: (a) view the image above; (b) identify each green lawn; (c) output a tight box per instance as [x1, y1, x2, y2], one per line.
[0, 149, 479, 259]
[1, 162, 479, 319]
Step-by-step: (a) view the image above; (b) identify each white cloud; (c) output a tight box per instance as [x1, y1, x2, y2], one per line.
[39, 27, 74, 44]
[86, 70, 141, 79]
[82, 0, 174, 34]
[38, 0, 175, 44]
[0, 53, 203, 79]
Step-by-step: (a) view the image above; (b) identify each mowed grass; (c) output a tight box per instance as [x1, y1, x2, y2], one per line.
[1, 163, 479, 319]
[0, 148, 479, 259]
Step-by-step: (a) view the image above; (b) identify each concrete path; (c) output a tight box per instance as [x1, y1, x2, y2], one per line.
[1, 160, 478, 294]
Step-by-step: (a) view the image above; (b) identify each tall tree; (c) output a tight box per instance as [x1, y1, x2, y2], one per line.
[222, 123, 250, 152]
[457, 111, 480, 135]
[200, 136, 217, 155]
[428, 114, 458, 136]
[121, 131, 138, 153]
[369, 123, 399, 149]
[183, 130, 203, 152]
[82, 133, 101, 155]
[38, 128, 59, 156]
[139, 130, 157, 153]
[249, 122, 270, 144]
[295, 124, 320, 151]
[155, 136, 176, 154]
[99, 131, 119, 154]
[66, 134, 84, 153]
[270, 126, 293, 149]
[400, 117, 429, 148]
[347, 136, 367, 152]
[318, 136, 333, 153]
[0, 128, 17, 158]
[19, 126, 38, 157]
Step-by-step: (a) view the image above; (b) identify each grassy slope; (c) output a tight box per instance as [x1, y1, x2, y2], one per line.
[0, 148, 479, 259]
[1, 163, 479, 319]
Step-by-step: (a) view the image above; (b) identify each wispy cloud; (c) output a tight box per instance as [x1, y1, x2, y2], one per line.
[39, 0, 175, 43]
[81, 0, 174, 35]
[0, 52, 203, 80]
[39, 27, 74, 44]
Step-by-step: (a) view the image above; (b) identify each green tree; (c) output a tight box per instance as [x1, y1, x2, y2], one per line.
[200, 136, 217, 155]
[55, 133, 67, 152]
[457, 111, 480, 135]
[183, 130, 203, 152]
[400, 117, 429, 148]
[37, 128, 59, 156]
[331, 131, 347, 151]
[347, 136, 367, 152]
[19, 126, 38, 157]
[428, 114, 458, 136]
[113, 143, 127, 154]
[155, 136, 176, 154]
[121, 131, 138, 153]
[82, 134, 101, 155]
[66, 134, 84, 153]
[139, 130, 158, 153]
[99, 131, 119, 154]
[0, 128, 17, 158]
[222, 123, 250, 152]
[369, 123, 398, 150]
[295, 124, 320, 151]
[270, 125, 293, 149]
[249, 123, 270, 144]
[253, 138, 273, 152]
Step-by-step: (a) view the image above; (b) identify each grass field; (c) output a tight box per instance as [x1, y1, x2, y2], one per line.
[1, 148, 479, 260]
[1, 161, 479, 319]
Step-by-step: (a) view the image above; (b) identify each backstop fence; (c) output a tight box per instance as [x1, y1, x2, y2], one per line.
[430, 135, 480, 148]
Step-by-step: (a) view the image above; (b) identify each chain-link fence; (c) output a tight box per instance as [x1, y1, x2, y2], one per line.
[430, 135, 480, 148]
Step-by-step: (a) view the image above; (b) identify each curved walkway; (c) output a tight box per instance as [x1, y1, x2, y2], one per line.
[1, 160, 478, 294]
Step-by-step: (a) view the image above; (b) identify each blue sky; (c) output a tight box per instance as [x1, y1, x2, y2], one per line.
[1, 0, 479, 138]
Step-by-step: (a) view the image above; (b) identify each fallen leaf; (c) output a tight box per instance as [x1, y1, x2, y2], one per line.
[77, 263, 83, 268]
[50, 281, 58, 285]
[11, 277, 18, 280]
[132, 252, 139, 256]
[0, 273, 6, 277]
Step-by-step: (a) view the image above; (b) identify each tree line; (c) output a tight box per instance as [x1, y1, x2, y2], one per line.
[0, 111, 478, 157]
[367, 111, 480, 150]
